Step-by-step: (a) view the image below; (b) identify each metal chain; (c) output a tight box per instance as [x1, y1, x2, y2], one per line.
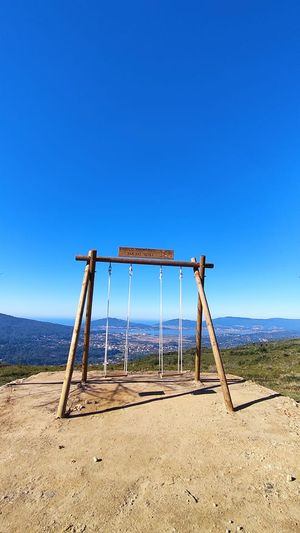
[178, 267, 183, 373]
[124, 264, 133, 374]
[159, 266, 163, 374]
[104, 263, 112, 377]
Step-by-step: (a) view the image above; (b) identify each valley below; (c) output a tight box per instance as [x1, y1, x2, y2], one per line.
[1, 313, 300, 366]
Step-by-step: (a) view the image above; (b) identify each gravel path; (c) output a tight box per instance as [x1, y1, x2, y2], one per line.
[0, 371, 299, 533]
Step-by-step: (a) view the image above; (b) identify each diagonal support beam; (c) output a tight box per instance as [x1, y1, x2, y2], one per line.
[57, 263, 90, 418]
[192, 258, 234, 412]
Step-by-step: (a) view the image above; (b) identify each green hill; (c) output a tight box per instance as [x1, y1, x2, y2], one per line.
[1, 338, 299, 401]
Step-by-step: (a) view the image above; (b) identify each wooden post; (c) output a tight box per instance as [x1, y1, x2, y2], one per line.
[192, 258, 234, 412]
[82, 250, 97, 382]
[195, 255, 205, 382]
[57, 263, 90, 418]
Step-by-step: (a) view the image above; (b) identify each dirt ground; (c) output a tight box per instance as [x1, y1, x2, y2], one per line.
[0, 371, 299, 533]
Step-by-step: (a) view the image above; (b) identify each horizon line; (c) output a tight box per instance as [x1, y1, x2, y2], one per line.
[3, 313, 300, 324]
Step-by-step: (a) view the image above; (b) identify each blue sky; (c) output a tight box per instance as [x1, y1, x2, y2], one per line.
[0, 1, 299, 321]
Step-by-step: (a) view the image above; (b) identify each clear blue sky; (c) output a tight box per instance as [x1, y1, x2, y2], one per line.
[0, 1, 299, 321]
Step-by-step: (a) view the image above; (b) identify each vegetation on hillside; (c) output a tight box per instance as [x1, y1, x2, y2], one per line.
[112, 339, 300, 401]
[0, 364, 65, 387]
[0, 339, 299, 401]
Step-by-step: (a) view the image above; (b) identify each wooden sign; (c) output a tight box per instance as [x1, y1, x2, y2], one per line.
[119, 247, 174, 260]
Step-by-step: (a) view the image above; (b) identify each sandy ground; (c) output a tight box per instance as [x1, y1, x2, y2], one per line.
[0, 370, 299, 533]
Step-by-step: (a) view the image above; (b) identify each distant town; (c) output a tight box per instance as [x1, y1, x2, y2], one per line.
[1, 313, 300, 366]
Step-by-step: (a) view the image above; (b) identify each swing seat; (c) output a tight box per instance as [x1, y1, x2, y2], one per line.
[102, 370, 128, 379]
[158, 370, 186, 378]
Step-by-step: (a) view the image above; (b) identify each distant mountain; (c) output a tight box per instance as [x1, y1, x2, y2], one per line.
[0, 313, 72, 365]
[91, 318, 151, 329]
[161, 319, 197, 328]
[91, 318, 126, 328]
[0, 313, 72, 338]
[163, 316, 300, 332]
[212, 316, 300, 332]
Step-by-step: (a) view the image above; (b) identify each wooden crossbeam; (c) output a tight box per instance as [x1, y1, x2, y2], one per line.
[75, 255, 214, 269]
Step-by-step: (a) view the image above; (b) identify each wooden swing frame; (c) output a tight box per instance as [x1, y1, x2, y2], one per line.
[56, 249, 234, 417]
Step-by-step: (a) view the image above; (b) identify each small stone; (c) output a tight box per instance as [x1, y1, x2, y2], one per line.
[58, 445, 65, 449]
[213, 502, 218, 507]
[287, 474, 295, 482]
[226, 529, 231, 533]
[74, 404, 84, 411]
[236, 527, 243, 532]
[228, 520, 234, 524]
[71, 459, 76, 463]
[264, 482, 274, 493]
[93, 456, 102, 463]
[45, 490, 55, 499]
